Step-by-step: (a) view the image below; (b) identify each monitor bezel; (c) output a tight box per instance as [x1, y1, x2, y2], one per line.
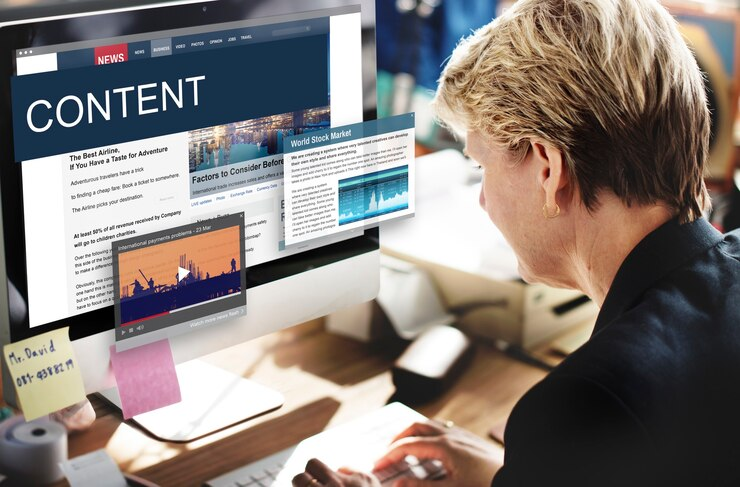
[0, 0, 379, 345]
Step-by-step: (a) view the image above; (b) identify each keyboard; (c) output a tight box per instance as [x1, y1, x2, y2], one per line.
[204, 403, 445, 487]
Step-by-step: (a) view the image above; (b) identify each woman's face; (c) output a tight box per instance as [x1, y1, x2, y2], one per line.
[466, 131, 562, 285]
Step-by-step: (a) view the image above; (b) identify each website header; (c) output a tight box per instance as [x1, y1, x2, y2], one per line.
[11, 32, 329, 161]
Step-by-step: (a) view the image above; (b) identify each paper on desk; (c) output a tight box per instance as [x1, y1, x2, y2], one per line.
[2, 327, 86, 421]
[383, 182, 520, 281]
[109, 339, 181, 419]
[59, 449, 127, 487]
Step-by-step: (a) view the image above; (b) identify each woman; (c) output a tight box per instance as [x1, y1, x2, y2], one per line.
[294, 0, 740, 485]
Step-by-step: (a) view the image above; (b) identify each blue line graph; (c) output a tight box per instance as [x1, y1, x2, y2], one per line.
[338, 166, 409, 225]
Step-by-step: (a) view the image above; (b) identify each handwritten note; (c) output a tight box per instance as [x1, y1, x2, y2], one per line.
[109, 339, 181, 419]
[2, 327, 86, 421]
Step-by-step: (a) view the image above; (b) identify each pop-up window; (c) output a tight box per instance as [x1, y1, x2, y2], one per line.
[282, 113, 415, 246]
[112, 213, 246, 351]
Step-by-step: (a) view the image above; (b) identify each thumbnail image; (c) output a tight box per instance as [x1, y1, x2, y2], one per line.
[117, 226, 241, 325]
[188, 106, 330, 173]
[338, 166, 410, 225]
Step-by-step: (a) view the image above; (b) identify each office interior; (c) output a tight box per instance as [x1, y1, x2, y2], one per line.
[0, 0, 738, 485]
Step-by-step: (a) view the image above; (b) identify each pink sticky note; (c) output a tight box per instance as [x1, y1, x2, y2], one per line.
[109, 340, 181, 419]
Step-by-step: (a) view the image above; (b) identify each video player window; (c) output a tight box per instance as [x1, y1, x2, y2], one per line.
[112, 214, 246, 350]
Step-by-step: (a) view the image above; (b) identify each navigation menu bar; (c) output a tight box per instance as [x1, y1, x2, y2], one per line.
[47, 17, 327, 72]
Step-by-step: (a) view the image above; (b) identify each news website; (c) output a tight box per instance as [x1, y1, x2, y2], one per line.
[13, 6, 364, 328]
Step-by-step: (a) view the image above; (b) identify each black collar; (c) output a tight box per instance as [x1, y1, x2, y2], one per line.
[594, 217, 723, 334]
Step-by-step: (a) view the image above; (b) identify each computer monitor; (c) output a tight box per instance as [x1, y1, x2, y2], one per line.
[0, 0, 380, 438]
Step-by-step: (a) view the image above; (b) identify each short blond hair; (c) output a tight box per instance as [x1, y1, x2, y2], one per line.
[434, 0, 710, 222]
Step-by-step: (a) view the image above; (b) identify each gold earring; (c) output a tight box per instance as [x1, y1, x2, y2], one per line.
[542, 203, 560, 219]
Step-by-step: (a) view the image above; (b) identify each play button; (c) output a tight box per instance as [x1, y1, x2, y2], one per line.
[178, 266, 191, 282]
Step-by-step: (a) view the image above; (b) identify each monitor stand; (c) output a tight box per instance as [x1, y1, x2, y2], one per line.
[98, 360, 284, 442]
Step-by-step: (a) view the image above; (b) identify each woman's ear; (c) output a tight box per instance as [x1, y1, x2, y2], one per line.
[531, 140, 568, 213]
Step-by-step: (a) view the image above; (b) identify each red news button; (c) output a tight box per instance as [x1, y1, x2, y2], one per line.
[95, 43, 128, 65]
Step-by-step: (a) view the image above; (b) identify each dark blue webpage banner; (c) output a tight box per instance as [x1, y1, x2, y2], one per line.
[11, 35, 328, 161]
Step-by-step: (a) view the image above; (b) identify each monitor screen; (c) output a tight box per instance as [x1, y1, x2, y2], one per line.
[0, 0, 379, 351]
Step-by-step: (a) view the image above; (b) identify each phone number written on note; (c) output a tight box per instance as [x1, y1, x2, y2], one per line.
[5, 340, 77, 387]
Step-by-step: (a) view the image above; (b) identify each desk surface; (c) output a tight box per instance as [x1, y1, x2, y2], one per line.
[2, 320, 550, 486]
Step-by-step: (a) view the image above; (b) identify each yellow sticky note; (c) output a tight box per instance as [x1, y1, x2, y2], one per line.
[2, 327, 86, 421]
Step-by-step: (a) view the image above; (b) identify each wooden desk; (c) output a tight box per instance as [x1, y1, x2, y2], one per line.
[2, 320, 549, 486]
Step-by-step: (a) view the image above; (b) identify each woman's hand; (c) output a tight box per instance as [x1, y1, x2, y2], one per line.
[373, 420, 504, 487]
[292, 459, 382, 487]
[292, 420, 503, 487]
